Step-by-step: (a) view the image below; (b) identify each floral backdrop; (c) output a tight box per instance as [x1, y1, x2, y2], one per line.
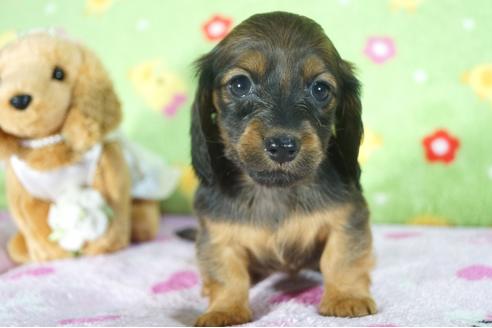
[0, 0, 491, 226]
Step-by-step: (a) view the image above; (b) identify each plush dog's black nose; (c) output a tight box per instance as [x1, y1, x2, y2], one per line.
[10, 94, 32, 110]
[264, 136, 299, 164]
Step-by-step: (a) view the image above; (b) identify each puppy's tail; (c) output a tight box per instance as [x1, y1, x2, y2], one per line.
[175, 227, 197, 242]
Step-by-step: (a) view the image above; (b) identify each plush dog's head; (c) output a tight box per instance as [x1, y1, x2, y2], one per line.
[0, 32, 120, 158]
[191, 12, 363, 188]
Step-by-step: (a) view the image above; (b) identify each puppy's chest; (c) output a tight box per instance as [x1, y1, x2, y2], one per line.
[207, 213, 331, 273]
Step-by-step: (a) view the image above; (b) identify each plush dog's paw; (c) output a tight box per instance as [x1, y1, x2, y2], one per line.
[319, 296, 377, 317]
[194, 308, 252, 327]
[7, 233, 30, 264]
[131, 200, 159, 242]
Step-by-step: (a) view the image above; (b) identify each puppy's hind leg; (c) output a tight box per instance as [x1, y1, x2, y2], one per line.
[318, 205, 377, 318]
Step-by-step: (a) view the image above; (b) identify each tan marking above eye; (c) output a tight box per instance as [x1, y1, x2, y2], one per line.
[303, 56, 337, 88]
[220, 50, 267, 86]
[221, 68, 252, 86]
[314, 72, 337, 88]
[236, 50, 267, 76]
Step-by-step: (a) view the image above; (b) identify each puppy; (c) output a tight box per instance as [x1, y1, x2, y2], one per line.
[191, 12, 376, 326]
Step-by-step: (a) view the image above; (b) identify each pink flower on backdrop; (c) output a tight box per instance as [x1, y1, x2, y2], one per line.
[202, 15, 233, 41]
[364, 36, 396, 64]
[162, 93, 187, 118]
[151, 270, 199, 294]
[270, 286, 323, 305]
[456, 265, 492, 281]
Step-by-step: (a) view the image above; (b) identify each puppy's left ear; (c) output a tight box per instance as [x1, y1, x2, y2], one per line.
[331, 60, 364, 187]
[62, 45, 121, 153]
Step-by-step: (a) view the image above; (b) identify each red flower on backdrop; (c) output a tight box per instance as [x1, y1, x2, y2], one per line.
[202, 15, 233, 41]
[422, 129, 460, 164]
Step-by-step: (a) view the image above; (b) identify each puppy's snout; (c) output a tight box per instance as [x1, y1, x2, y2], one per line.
[10, 94, 32, 110]
[264, 135, 299, 164]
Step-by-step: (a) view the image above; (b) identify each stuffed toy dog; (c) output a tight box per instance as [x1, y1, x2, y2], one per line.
[0, 32, 180, 263]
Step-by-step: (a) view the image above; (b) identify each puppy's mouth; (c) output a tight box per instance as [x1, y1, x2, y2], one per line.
[247, 169, 305, 188]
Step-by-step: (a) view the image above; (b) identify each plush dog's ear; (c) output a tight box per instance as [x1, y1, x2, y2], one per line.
[0, 46, 20, 159]
[330, 60, 364, 188]
[190, 55, 226, 186]
[62, 45, 121, 153]
[0, 129, 20, 159]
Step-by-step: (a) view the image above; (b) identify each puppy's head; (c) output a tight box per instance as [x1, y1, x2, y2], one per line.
[191, 12, 363, 188]
[0, 32, 120, 157]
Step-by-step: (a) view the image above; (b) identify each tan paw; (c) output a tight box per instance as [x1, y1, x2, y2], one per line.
[195, 308, 252, 327]
[319, 296, 377, 317]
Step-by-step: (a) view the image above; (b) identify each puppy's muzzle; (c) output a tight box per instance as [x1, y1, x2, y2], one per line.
[264, 135, 300, 164]
[10, 94, 32, 110]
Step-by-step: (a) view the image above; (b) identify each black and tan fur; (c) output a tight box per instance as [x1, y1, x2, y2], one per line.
[190, 12, 376, 326]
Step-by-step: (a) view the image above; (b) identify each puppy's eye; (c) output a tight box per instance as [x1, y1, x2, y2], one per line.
[311, 81, 331, 102]
[228, 75, 252, 98]
[52, 66, 65, 81]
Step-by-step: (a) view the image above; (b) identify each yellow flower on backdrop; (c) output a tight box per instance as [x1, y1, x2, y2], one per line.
[129, 59, 186, 114]
[85, 0, 117, 15]
[359, 129, 383, 165]
[462, 64, 492, 106]
[408, 214, 450, 226]
[389, 0, 423, 12]
[179, 165, 198, 200]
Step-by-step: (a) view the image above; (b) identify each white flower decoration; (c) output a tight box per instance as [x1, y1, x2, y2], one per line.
[48, 187, 113, 252]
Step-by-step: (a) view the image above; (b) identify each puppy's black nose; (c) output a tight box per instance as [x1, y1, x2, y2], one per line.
[10, 94, 32, 110]
[264, 136, 299, 164]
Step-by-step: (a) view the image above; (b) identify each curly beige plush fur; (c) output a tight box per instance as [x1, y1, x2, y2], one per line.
[0, 33, 159, 263]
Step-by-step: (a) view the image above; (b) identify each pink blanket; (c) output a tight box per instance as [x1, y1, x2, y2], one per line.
[1, 213, 491, 326]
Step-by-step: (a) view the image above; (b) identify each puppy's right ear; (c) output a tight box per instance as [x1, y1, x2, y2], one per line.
[190, 55, 222, 186]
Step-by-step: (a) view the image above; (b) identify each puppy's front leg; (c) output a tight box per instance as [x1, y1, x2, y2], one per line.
[195, 229, 252, 327]
[319, 206, 377, 317]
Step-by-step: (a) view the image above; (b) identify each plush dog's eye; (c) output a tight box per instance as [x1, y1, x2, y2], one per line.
[52, 66, 65, 81]
[228, 75, 252, 98]
[311, 81, 331, 102]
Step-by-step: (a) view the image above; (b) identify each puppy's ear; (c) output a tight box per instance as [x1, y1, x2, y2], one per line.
[190, 55, 224, 186]
[62, 45, 121, 153]
[331, 60, 363, 187]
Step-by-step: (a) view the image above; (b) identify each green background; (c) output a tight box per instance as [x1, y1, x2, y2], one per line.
[1, 0, 491, 226]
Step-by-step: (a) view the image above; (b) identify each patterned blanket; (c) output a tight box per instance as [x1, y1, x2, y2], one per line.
[1, 214, 491, 326]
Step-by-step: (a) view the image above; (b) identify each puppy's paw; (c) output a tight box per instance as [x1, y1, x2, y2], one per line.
[319, 296, 377, 317]
[195, 308, 252, 327]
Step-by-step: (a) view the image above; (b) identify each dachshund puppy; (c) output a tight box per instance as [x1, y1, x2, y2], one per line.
[191, 11, 376, 326]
